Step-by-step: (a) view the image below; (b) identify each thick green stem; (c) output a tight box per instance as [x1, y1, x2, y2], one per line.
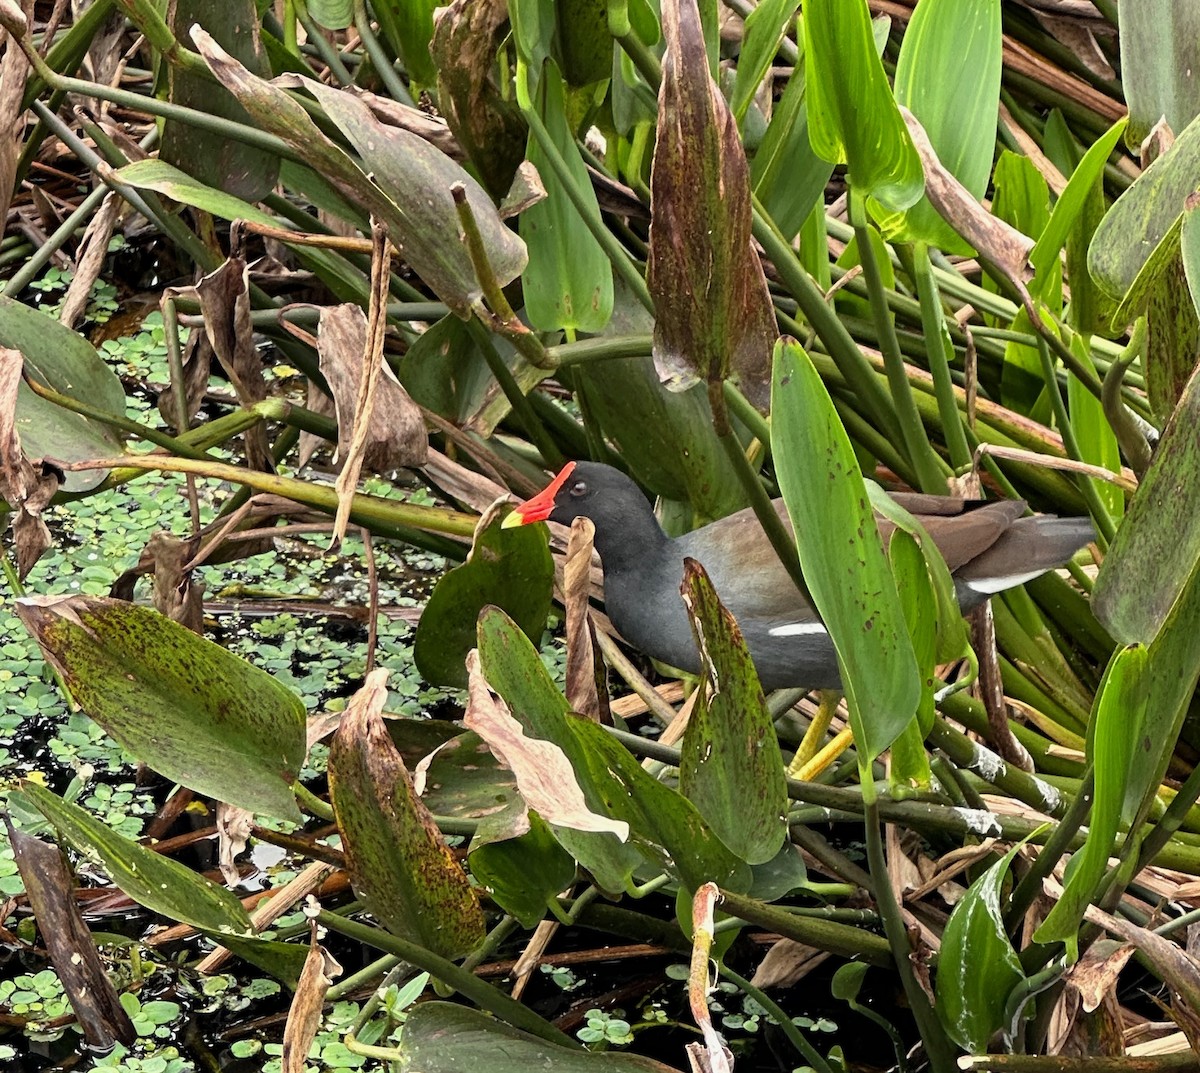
[849, 192, 948, 493]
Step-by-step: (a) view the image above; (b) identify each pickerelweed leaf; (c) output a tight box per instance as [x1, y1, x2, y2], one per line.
[520, 62, 614, 333]
[887, 0, 1001, 251]
[678, 559, 787, 865]
[771, 340, 920, 764]
[469, 812, 576, 928]
[15, 596, 306, 821]
[414, 500, 554, 689]
[191, 28, 525, 317]
[1094, 358, 1200, 645]
[936, 843, 1025, 1051]
[803, 0, 923, 212]
[1035, 645, 1147, 955]
[1120, 0, 1200, 148]
[401, 1002, 683, 1072]
[648, 0, 775, 410]
[476, 606, 750, 893]
[328, 671, 486, 959]
[0, 296, 123, 492]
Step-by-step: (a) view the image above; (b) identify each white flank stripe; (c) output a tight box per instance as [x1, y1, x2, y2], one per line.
[963, 568, 1046, 595]
[768, 622, 829, 638]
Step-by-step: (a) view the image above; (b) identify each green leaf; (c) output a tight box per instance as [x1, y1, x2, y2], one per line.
[520, 64, 614, 333]
[470, 813, 577, 928]
[771, 340, 919, 763]
[678, 561, 787, 865]
[477, 607, 749, 893]
[1120, 1, 1200, 147]
[401, 1002, 682, 1072]
[1093, 360, 1200, 645]
[0, 296, 124, 493]
[1029, 117, 1127, 303]
[306, 0, 352, 31]
[557, 0, 613, 86]
[647, 0, 776, 409]
[15, 596, 306, 821]
[328, 673, 486, 959]
[936, 843, 1025, 1051]
[1066, 337, 1122, 523]
[15, 785, 308, 986]
[803, 0, 923, 212]
[372, 0, 439, 85]
[192, 30, 526, 318]
[414, 507, 554, 689]
[1035, 645, 1148, 953]
[887, 0, 1001, 250]
[730, 0, 800, 127]
[161, 0, 279, 203]
[887, 530, 936, 791]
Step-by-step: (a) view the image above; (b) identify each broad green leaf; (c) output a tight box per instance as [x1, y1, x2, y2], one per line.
[1120, 1, 1200, 147]
[936, 843, 1025, 1051]
[0, 296, 124, 492]
[520, 64, 614, 333]
[15, 596, 306, 821]
[414, 506, 554, 689]
[803, 0, 923, 212]
[477, 607, 750, 893]
[19, 783, 252, 935]
[401, 1002, 681, 1073]
[557, 0, 613, 86]
[771, 340, 919, 763]
[192, 29, 526, 318]
[678, 560, 787, 865]
[410, 730, 519, 822]
[161, 0, 278, 203]
[372, 0, 438, 85]
[1035, 645, 1148, 955]
[328, 673, 486, 959]
[730, 0, 800, 127]
[470, 813, 577, 928]
[509, 0, 557, 97]
[1093, 359, 1200, 645]
[648, 0, 776, 409]
[15, 786, 308, 987]
[306, 0, 352, 30]
[888, 0, 1001, 250]
[1089, 110, 1200, 306]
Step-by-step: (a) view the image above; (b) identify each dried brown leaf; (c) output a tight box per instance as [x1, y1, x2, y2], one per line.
[282, 918, 342, 1073]
[145, 531, 205, 632]
[463, 651, 628, 838]
[0, 1, 31, 225]
[564, 516, 603, 723]
[216, 802, 254, 887]
[750, 939, 829, 990]
[901, 108, 1035, 288]
[60, 192, 121, 330]
[648, 0, 775, 411]
[0, 348, 60, 578]
[7, 819, 136, 1049]
[195, 258, 273, 471]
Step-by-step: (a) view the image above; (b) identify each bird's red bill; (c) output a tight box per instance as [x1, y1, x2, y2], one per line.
[503, 461, 577, 527]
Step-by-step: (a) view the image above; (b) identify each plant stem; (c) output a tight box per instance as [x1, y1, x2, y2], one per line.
[718, 963, 835, 1073]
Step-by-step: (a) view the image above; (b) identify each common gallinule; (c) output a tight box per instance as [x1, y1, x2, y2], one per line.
[504, 461, 1095, 691]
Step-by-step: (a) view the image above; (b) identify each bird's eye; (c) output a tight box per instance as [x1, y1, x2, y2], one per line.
[568, 480, 588, 498]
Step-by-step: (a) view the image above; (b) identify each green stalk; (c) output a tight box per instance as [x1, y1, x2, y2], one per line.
[352, 0, 413, 105]
[862, 788, 957, 1073]
[909, 242, 972, 470]
[849, 191, 948, 492]
[549, 333, 654, 366]
[314, 910, 576, 1046]
[752, 197, 901, 440]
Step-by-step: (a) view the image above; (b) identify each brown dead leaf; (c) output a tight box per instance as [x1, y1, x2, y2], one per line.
[195, 258, 273, 471]
[0, 1, 32, 226]
[60, 192, 121, 330]
[1050, 938, 1130, 1056]
[8, 819, 137, 1049]
[463, 651, 628, 839]
[431, 0, 528, 199]
[158, 291, 214, 430]
[145, 531, 205, 632]
[564, 517, 604, 723]
[0, 348, 60, 578]
[902, 107, 1035, 290]
[648, 0, 776, 411]
[750, 939, 830, 990]
[282, 917, 343, 1073]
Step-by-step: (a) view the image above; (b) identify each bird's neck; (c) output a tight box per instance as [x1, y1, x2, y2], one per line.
[589, 502, 672, 578]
